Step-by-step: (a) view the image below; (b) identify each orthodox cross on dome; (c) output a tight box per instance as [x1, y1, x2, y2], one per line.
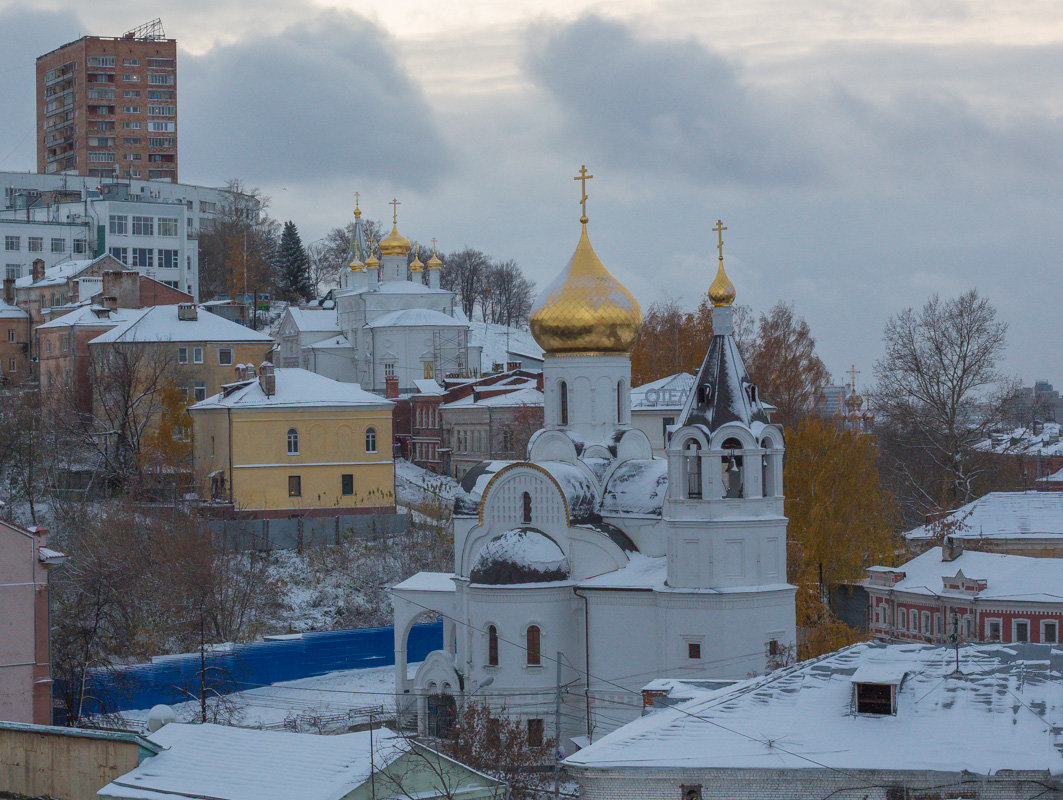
[431, 237, 438, 254]
[713, 219, 727, 266]
[353, 191, 361, 218]
[390, 198, 401, 225]
[574, 165, 593, 223]
[847, 363, 860, 389]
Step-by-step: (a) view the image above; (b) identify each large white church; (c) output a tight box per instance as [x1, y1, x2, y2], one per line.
[392, 172, 796, 747]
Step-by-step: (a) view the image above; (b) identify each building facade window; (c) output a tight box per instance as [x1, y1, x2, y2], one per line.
[109, 247, 128, 263]
[1042, 621, 1058, 643]
[177, 346, 188, 364]
[132, 215, 154, 236]
[522, 491, 533, 524]
[218, 348, 233, 366]
[988, 619, 1002, 641]
[158, 217, 179, 237]
[487, 625, 499, 666]
[109, 214, 128, 235]
[193, 382, 206, 401]
[27, 237, 43, 252]
[558, 380, 568, 425]
[50, 238, 65, 253]
[4, 236, 19, 251]
[288, 475, 301, 497]
[193, 347, 203, 364]
[688, 641, 701, 660]
[365, 427, 377, 453]
[341, 474, 354, 495]
[526, 625, 541, 666]
[159, 249, 179, 270]
[73, 239, 87, 254]
[685, 439, 702, 499]
[527, 719, 544, 748]
[1014, 620, 1030, 642]
[287, 428, 299, 455]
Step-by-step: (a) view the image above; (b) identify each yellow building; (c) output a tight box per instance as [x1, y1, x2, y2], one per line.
[188, 364, 395, 515]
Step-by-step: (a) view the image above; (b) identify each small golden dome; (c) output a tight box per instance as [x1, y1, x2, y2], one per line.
[846, 390, 863, 412]
[349, 258, 364, 272]
[365, 240, 380, 270]
[410, 244, 424, 273]
[427, 241, 442, 270]
[378, 224, 411, 257]
[530, 223, 642, 354]
[709, 261, 736, 307]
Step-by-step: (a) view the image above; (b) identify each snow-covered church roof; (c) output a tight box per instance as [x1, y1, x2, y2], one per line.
[601, 459, 668, 517]
[469, 528, 570, 585]
[679, 332, 770, 433]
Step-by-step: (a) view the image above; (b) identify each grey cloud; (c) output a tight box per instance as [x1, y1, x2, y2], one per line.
[0, 6, 84, 167]
[180, 10, 450, 186]
[524, 16, 819, 186]
[524, 15, 1063, 189]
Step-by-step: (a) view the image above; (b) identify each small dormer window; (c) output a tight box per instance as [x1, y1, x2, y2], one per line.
[854, 683, 894, 715]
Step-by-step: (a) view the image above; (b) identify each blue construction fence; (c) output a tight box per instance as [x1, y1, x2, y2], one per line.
[59, 620, 443, 722]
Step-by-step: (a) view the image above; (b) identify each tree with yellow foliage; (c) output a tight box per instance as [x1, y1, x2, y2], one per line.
[784, 416, 899, 658]
[144, 381, 193, 479]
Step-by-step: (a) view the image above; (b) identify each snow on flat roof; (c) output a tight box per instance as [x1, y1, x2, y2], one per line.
[412, 378, 444, 395]
[466, 321, 544, 365]
[189, 368, 391, 410]
[285, 307, 340, 333]
[305, 334, 352, 350]
[91, 305, 273, 344]
[366, 308, 466, 328]
[565, 641, 1063, 775]
[579, 554, 667, 589]
[392, 572, 456, 592]
[873, 546, 1063, 602]
[905, 492, 1063, 541]
[100, 723, 408, 800]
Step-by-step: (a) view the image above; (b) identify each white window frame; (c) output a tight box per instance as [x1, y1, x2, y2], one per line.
[987, 618, 1002, 641]
[218, 348, 233, 366]
[193, 347, 203, 364]
[365, 427, 377, 453]
[1041, 620, 1058, 644]
[1013, 619, 1030, 643]
[177, 347, 188, 364]
[193, 382, 206, 402]
[109, 214, 128, 235]
[287, 428, 299, 455]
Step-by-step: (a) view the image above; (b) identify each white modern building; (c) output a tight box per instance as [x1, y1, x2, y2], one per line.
[391, 195, 795, 748]
[0, 171, 255, 299]
[630, 372, 694, 456]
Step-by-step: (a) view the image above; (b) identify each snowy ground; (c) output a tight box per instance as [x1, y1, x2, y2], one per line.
[118, 662, 422, 732]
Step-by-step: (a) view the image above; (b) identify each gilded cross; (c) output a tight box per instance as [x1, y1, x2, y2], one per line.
[713, 220, 727, 263]
[353, 191, 362, 219]
[431, 237, 438, 255]
[573, 165, 593, 222]
[389, 198, 401, 225]
[847, 364, 860, 389]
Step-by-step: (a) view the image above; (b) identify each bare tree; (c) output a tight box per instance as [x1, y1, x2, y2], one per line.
[0, 384, 55, 522]
[441, 248, 489, 319]
[873, 289, 1019, 518]
[197, 179, 280, 304]
[481, 260, 535, 327]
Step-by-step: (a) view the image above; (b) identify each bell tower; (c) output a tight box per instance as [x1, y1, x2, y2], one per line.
[662, 221, 787, 590]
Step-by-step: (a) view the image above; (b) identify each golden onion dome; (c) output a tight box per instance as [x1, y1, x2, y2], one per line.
[349, 257, 365, 272]
[529, 222, 642, 354]
[846, 390, 863, 412]
[378, 224, 411, 257]
[427, 245, 442, 270]
[365, 240, 380, 270]
[410, 245, 424, 273]
[709, 260, 736, 307]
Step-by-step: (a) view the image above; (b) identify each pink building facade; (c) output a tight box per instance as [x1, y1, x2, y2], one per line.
[865, 540, 1063, 645]
[0, 517, 65, 724]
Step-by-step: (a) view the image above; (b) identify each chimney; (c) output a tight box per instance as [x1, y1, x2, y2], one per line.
[31, 259, 45, 283]
[100, 295, 118, 312]
[177, 302, 198, 321]
[102, 270, 140, 308]
[385, 375, 399, 399]
[258, 361, 276, 397]
[234, 364, 246, 381]
[941, 535, 963, 562]
[2, 278, 13, 305]
[506, 360, 520, 372]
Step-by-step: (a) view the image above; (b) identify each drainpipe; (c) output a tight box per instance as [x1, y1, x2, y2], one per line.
[226, 406, 234, 503]
[572, 588, 592, 739]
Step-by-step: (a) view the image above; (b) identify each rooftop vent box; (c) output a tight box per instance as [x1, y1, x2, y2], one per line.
[177, 303, 197, 321]
[850, 663, 908, 715]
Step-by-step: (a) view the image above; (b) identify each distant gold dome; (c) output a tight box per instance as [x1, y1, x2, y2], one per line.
[709, 261, 736, 306]
[378, 224, 411, 257]
[410, 246, 424, 273]
[349, 257, 364, 272]
[530, 224, 642, 354]
[427, 244, 442, 270]
[846, 390, 863, 412]
[365, 242, 380, 270]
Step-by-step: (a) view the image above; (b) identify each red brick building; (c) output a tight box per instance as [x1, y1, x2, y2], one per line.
[0, 285, 30, 386]
[865, 541, 1063, 645]
[36, 20, 177, 181]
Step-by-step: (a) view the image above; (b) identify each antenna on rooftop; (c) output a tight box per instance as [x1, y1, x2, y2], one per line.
[947, 612, 964, 679]
[122, 18, 166, 41]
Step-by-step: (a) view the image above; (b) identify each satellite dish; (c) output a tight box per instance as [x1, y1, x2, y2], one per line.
[146, 704, 176, 733]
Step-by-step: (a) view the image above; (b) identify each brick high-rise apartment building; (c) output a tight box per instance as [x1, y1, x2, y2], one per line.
[36, 19, 178, 182]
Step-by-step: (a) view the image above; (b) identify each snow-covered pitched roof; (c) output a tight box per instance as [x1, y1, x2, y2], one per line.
[411, 378, 444, 395]
[679, 333, 770, 433]
[91, 305, 273, 344]
[366, 308, 466, 328]
[905, 491, 1063, 541]
[99, 722, 408, 800]
[565, 641, 1063, 775]
[13, 255, 109, 288]
[1038, 465, 1063, 483]
[285, 307, 339, 334]
[442, 386, 543, 409]
[189, 368, 390, 411]
[36, 305, 146, 329]
[537, 460, 599, 523]
[578, 554, 667, 589]
[304, 334, 353, 350]
[870, 546, 1063, 603]
[467, 321, 544, 365]
[977, 424, 1063, 457]
[601, 459, 667, 517]
[631, 373, 694, 410]
[453, 460, 515, 516]
[0, 301, 28, 319]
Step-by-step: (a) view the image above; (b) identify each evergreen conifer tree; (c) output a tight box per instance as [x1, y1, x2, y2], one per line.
[277, 220, 313, 302]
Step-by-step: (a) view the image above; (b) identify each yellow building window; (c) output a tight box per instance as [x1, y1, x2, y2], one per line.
[365, 427, 377, 453]
[288, 475, 301, 497]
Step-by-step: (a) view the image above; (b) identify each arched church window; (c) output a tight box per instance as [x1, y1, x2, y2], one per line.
[685, 439, 702, 499]
[559, 381, 569, 425]
[526, 625, 541, 665]
[760, 438, 774, 497]
[286, 428, 299, 455]
[522, 492, 532, 524]
[365, 427, 377, 453]
[722, 437, 744, 499]
[487, 625, 499, 666]
[617, 380, 624, 424]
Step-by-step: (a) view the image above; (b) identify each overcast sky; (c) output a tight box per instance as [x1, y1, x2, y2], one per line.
[2, 0, 1061, 388]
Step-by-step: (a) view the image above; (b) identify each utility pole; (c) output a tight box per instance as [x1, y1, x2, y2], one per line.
[368, 709, 376, 800]
[554, 650, 562, 799]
